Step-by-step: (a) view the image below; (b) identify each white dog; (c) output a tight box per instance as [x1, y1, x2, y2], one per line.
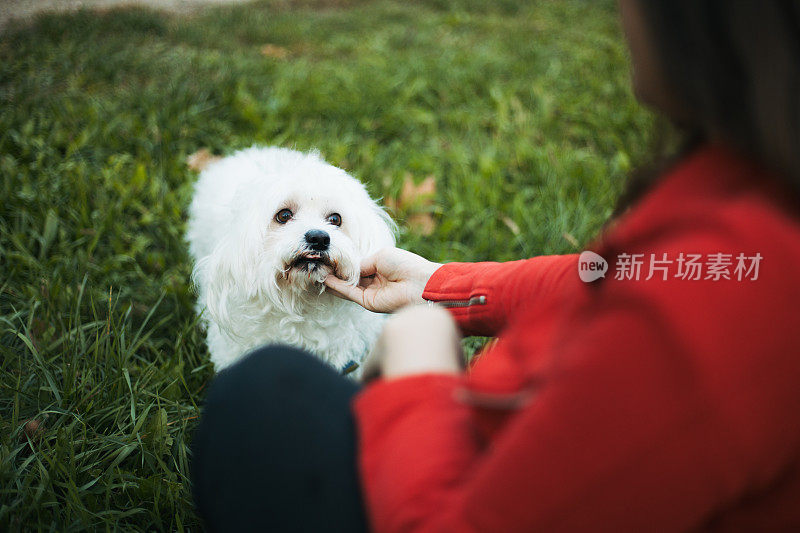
[186, 146, 395, 372]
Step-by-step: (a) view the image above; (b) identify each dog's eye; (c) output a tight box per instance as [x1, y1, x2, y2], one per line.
[326, 213, 342, 227]
[275, 209, 293, 224]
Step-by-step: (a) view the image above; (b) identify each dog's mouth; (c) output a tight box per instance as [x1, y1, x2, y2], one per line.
[284, 251, 338, 278]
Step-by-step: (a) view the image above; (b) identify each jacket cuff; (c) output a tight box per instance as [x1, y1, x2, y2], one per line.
[422, 262, 502, 336]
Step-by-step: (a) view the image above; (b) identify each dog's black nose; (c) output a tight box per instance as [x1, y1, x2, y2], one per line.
[304, 229, 330, 251]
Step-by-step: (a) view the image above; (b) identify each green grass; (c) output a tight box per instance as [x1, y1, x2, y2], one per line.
[0, 0, 654, 529]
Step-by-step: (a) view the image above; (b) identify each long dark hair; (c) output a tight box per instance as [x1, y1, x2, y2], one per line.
[618, 1, 800, 211]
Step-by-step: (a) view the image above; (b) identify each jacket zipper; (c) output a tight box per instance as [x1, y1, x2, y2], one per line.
[432, 295, 487, 309]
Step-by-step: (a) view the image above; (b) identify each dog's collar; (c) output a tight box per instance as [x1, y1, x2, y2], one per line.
[341, 361, 360, 375]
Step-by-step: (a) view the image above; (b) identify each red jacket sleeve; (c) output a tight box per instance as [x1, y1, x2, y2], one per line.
[422, 255, 577, 336]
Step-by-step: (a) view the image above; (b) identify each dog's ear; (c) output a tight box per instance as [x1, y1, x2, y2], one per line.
[192, 211, 266, 338]
[353, 201, 396, 256]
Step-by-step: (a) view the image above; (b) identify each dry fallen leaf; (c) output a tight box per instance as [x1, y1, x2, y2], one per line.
[385, 174, 438, 234]
[186, 148, 222, 172]
[400, 173, 436, 209]
[260, 44, 290, 59]
[386, 173, 436, 211]
[406, 213, 436, 235]
[501, 215, 521, 236]
[562, 232, 580, 248]
[22, 419, 44, 441]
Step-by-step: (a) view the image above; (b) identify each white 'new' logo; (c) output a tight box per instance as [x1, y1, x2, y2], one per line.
[578, 251, 608, 282]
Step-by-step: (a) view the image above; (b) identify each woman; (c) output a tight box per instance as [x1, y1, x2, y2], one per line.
[192, 1, 800, 530]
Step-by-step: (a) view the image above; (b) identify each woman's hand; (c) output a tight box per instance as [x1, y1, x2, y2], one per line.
[324, 247, 441, 314]
[361, 305, 463, 382]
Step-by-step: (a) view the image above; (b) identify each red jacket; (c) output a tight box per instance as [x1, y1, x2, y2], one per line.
[353, 145, 800, 532]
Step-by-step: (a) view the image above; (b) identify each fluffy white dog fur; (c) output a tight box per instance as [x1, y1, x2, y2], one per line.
[186, 146, 395, 372]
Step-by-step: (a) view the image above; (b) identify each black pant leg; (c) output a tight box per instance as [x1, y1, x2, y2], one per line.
[191, 345, 367, 533]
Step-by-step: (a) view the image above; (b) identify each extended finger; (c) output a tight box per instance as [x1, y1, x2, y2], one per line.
[323, 275, 364, 303]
